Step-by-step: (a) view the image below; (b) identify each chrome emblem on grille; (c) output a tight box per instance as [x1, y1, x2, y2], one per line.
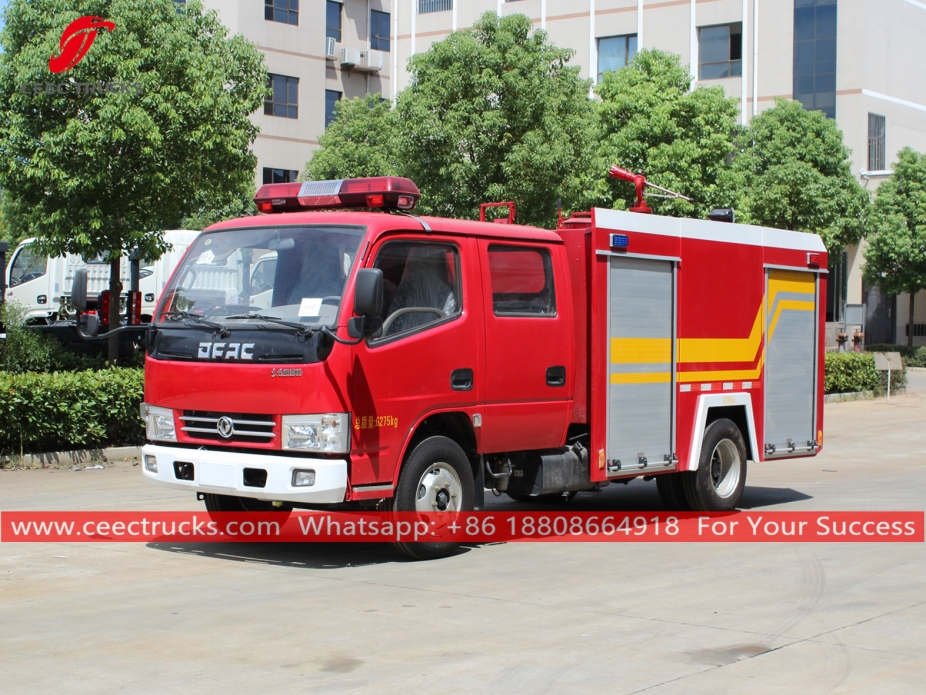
[216, 416, 235, 439]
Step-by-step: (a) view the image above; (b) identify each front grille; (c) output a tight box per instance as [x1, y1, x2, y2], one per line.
[180, 411, 276, 443]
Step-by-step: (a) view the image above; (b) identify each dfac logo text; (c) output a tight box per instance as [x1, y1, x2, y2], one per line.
[49, 15, 115, 74]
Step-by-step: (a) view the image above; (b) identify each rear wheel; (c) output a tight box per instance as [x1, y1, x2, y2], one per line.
[682, 419, 747, 511]
[393, 436, 474, 561]
[656, 473, 692, 511]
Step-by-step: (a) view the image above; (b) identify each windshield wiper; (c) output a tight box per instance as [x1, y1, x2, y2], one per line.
[225, 313, 316, 337]
[161, 310, 228, 336]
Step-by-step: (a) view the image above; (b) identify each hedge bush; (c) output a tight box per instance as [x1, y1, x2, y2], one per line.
[0, 302, 104, 374]
[824, 351, 905, 394]
[0, 368, 144, 455]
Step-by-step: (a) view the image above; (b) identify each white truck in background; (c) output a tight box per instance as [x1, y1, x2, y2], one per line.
[4, 230, 200, 323]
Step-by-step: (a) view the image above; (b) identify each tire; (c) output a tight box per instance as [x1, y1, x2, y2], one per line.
[392, 436, 474, 561]
[507, 491, 578, 505]
[656, 473, 692, 511]
[203, 493, 293, 517]
[682, 419, 747, 511]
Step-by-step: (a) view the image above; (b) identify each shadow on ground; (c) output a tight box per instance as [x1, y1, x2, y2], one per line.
[145, 482, 809, 569]
[145, 540, 473, 569]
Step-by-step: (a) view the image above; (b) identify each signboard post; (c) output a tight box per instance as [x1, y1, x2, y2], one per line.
[873, 352, 903, 400]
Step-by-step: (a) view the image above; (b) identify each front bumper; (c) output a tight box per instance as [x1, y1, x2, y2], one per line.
[141, 444, 347, 504]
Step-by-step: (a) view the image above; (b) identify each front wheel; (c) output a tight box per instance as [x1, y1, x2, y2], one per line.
[393, 436, 474, 560]
[682, 419, 747, 511]
[203, 493, 293, 517]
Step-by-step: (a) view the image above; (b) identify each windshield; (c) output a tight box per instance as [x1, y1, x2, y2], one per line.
[157, 225, 366, 328]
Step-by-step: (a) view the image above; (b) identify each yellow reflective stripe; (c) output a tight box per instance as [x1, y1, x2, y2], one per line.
[768, 272, 816, 305]
[768, 299, 816, 342]
[610, 372, 672, 384]
[610, 338, 672, 364]
[677, 308, 763, 364]
[676, 358, 764, 383]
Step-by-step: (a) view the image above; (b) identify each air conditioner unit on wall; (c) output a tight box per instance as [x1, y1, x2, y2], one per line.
[340, 48, 361, 68]
[325, 37, 337, 60]
[357, 50, 384, 73]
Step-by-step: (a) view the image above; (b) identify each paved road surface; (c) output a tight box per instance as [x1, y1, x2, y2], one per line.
[1, 384, 924, 693]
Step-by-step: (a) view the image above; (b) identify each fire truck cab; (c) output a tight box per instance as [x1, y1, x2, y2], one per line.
[140, 176, 826, 559]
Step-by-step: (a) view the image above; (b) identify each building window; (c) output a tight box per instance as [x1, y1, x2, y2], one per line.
[265, 0, 298, 26]
[793, 0, 837, 119]
[371, 10, 390, 51]
[699, 23, 742, 79]
[597, 34, 638, 82]
[326, 1, 341, 42]
[325, 89, 341, 128]
[868, 113, 886, 171]
[418, 0, 453, 14]
[418, 0, 452, 13]
[264, 75, 299, 119]
[263, 168, 300, 185]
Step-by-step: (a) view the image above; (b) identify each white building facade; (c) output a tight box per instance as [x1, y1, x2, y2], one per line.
[205, 0, 926, 344]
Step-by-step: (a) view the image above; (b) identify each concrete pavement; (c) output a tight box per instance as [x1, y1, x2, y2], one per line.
[1, 385, 924, 694]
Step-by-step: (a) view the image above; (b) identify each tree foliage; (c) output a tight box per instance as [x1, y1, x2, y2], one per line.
[594, 49, 741, 218]
[306, 94, 399, 181]
[0, 0, 268, 259]
[863, 147, 926, 345]
[729, 99, 869, 251]
[306, 13, 597, 228]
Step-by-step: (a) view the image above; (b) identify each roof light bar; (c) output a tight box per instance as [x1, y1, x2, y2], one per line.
[254, 177, 421, 213]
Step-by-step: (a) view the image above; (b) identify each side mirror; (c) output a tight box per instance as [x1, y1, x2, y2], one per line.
[72, 268, 88, 313]
[353, 268, 383, 317]
[347, 268, 384, 339]
[79, 312, 100, 337]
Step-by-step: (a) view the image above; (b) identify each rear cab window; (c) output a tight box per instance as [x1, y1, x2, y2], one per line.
[487, 245, 556, 316]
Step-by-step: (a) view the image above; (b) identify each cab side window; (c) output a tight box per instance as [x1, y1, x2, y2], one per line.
[9, 245, 46, 287]
[488, 245, 555, 316]
[374, 241, 461, 338]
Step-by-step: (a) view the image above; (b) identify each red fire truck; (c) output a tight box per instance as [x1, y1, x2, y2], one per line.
[139, 175, 827, 558]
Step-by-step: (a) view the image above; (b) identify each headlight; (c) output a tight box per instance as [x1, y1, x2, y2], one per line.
[144, 404, 176, 442]
[282, 413, 349, 453]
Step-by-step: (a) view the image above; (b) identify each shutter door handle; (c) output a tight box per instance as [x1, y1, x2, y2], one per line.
[546, 366, 566, 387]
[451, 368, 474, 391]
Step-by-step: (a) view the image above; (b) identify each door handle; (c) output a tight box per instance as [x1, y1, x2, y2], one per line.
[451, 368, 474, 391]
[546, 366, 566, 387]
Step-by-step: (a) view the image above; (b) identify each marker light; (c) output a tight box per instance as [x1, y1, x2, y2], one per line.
[254, 177, 421, 213]
[807, 253, 822, 267]
[610, 233, 629, 249]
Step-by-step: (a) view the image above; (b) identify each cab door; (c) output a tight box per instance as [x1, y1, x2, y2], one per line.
[478, 240, 572, 453]
[349, 235, 483, 486]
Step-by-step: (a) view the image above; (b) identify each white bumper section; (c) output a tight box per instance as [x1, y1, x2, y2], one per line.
[141, 444, 347, 504]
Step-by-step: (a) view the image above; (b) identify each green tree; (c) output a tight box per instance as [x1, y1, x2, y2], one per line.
[730, 99, 869, 251]
[863, 147, 926, 347]
[305, 13, 598, 228]
[305, 93, 399, 181]
[594, 49, 741, 218]
[0, 0, 267, 359]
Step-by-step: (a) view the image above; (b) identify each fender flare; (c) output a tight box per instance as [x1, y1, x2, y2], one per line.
[390, 408, 479, 488]
[686, 393, 759, 471]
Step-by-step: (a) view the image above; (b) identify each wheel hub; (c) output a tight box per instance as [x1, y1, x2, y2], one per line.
[415, 463, 463, 513]
[709, 439, 741, 498]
